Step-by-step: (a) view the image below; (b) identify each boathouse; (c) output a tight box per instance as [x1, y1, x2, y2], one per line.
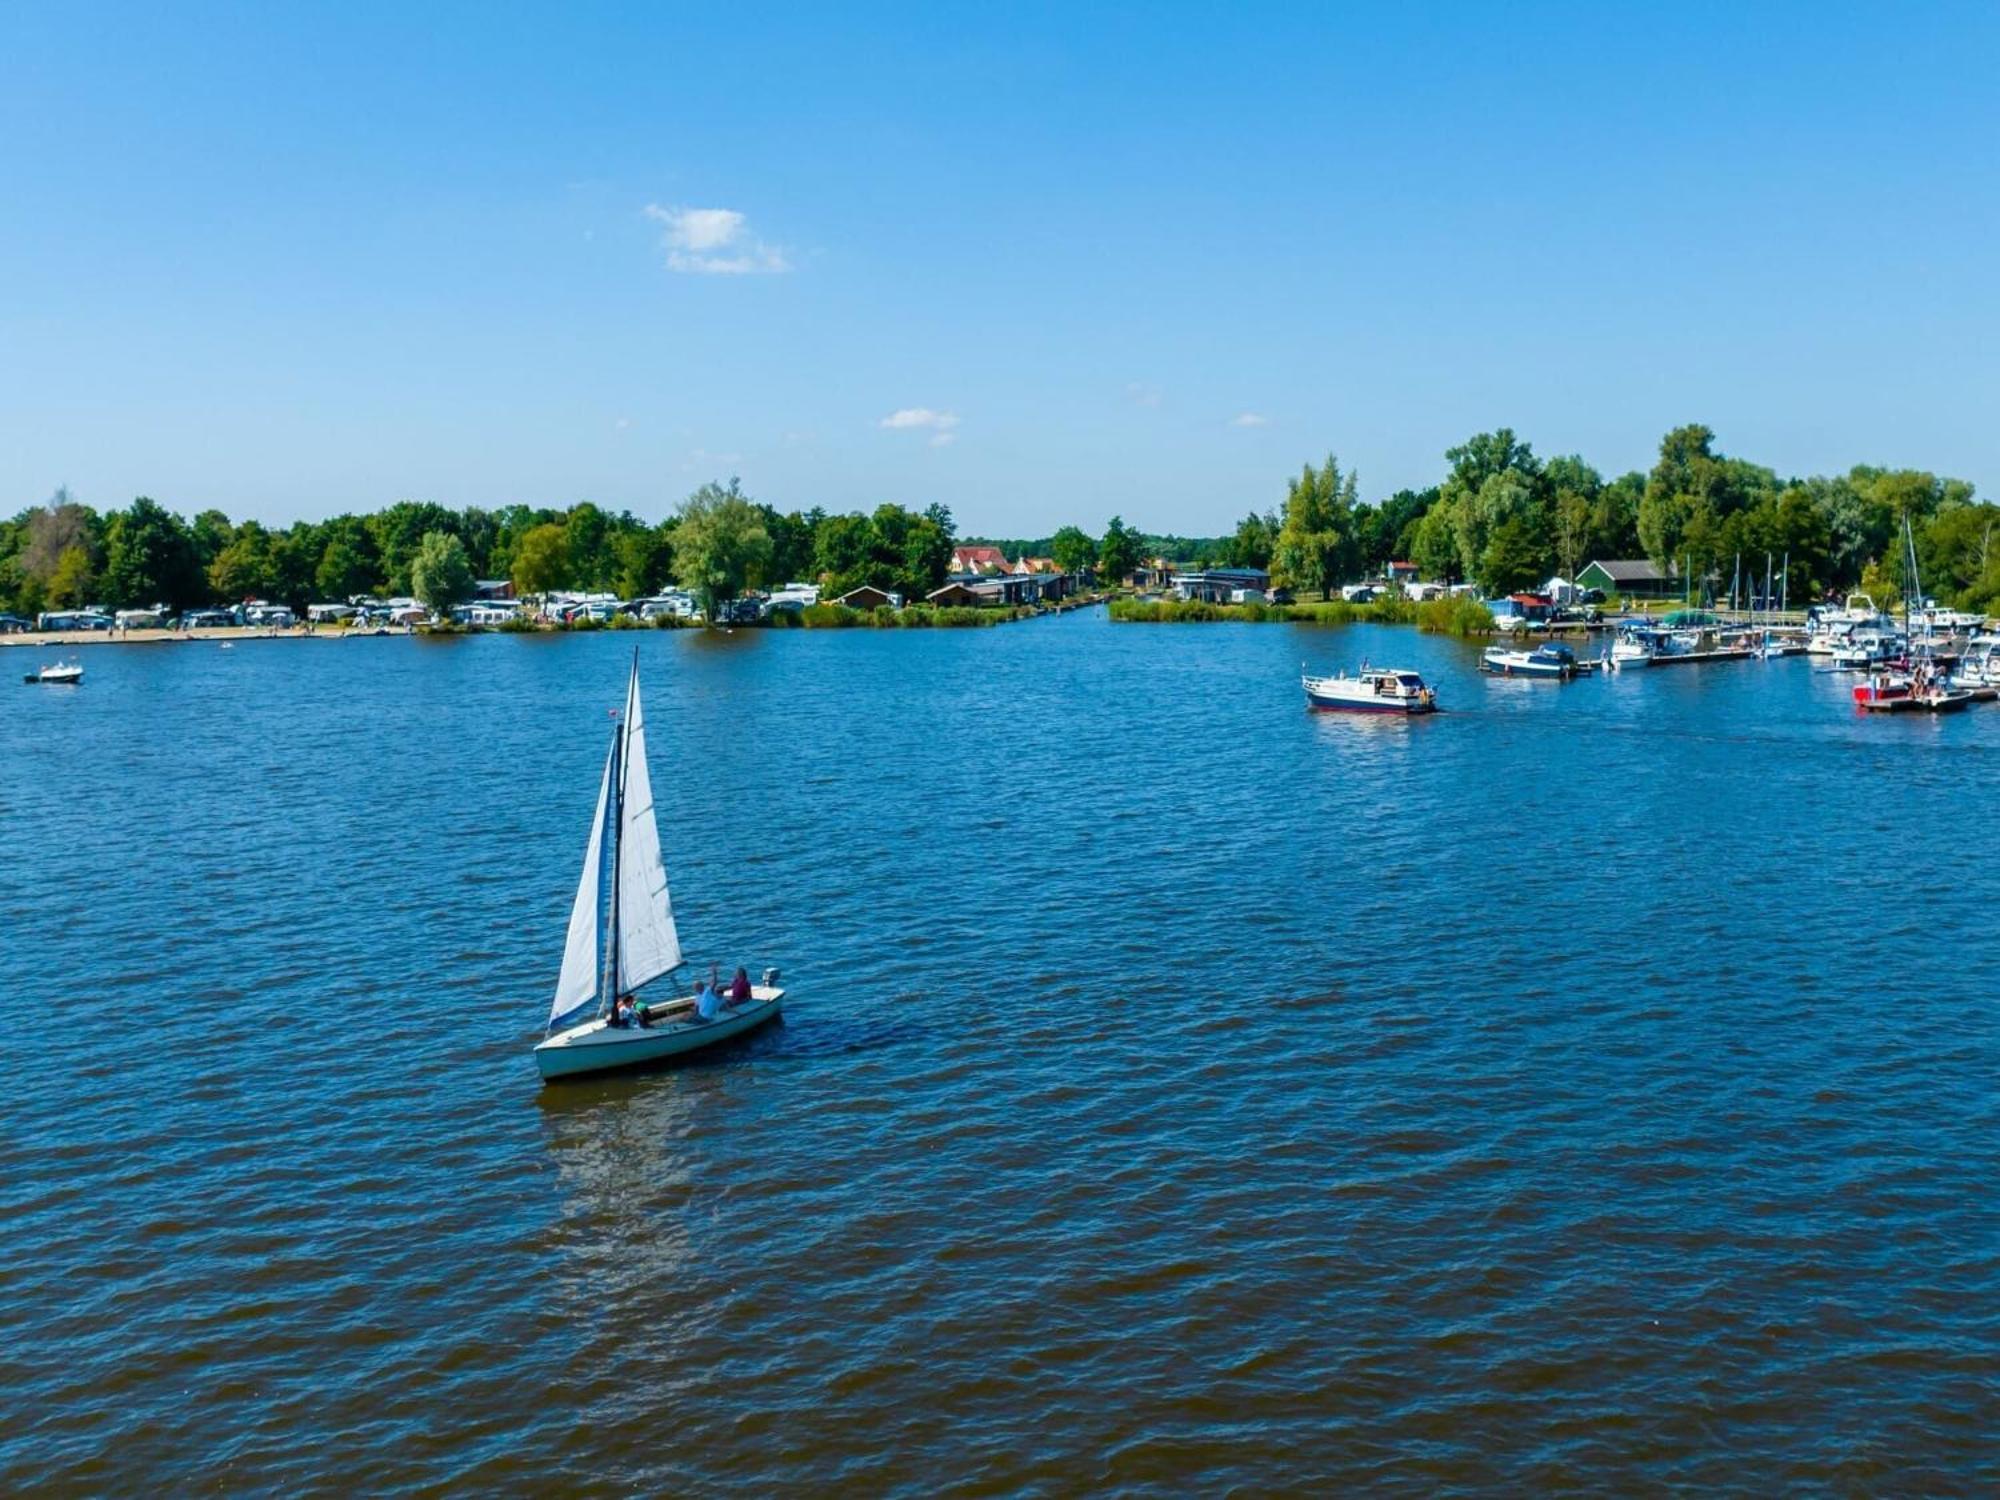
[1577, 558, 1679, 600]
[836, 585, 903, 610]
[925, 582, 984, 607]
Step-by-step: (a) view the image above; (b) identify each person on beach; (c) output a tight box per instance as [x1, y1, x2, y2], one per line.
[729, 966, 752, 1004]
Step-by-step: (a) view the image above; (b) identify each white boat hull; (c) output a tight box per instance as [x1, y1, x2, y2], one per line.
[535, 987, 784, 1080]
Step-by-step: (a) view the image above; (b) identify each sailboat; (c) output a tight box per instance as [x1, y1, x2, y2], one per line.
[533, 650, 784, 1081]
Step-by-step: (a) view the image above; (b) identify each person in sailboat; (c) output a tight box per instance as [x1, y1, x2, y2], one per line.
[694, 965, 734, 1022]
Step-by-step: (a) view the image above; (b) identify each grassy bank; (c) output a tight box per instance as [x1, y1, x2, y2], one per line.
[1107, 591, 1507, 637]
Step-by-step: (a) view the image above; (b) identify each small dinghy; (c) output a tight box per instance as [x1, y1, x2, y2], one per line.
[534, 650, 785, 1082]
[24, 660, 82, 685]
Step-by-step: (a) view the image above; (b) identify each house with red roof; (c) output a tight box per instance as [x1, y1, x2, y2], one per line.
[950, 545, 1011, 575]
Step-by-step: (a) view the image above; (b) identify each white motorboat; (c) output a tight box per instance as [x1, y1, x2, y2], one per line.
[1482, 642, 1586, 678]
[533, 651, 784, 1082]
[1610, 630, 1656, 670]
[1301, 663, 1437, 714]
[1829, 630, 1902, 670]
[23, 659, 82, 685]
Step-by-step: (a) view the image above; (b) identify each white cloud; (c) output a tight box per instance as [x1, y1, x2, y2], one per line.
[929, 432, 957, 448]
[879, 408, 960, 433]
[642, 203, 791, 274]
[1230, 411, 1271, 427]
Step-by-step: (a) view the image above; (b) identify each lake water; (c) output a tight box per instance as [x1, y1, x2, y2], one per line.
[4, 613, 1998, 1493]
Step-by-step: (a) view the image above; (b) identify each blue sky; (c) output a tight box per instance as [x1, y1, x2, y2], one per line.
[3, 2, 1996, 534]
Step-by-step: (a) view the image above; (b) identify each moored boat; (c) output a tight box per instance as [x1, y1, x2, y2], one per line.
[1302, 664, 1437, 714]
[1481, 642, 1584, 679]
[533, 650, 785, 1082]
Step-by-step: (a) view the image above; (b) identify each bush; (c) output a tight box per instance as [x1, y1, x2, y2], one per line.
[496, 613, 543, 633]
[605, 611, 647, 630]
[567, 615, 605, 632]
[800, 603, 863, 628]
[1417, 594, 1495, 636]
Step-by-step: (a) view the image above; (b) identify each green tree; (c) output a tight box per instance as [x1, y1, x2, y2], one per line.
[314, 517, 382, 600]
[564, 502, 614, 590]
[1049, 524, 1098, 575]
[103, 496, 200, 609]
[411, 530, 476, 615]
[1271, 455, 1360, 597]
[511, 522, 572, 596]
[610, 526, 670, 599]
[1096, 514, 1142, 583]
[209, 521, 279, 601]
[367, 501, 459, 594]
[1221, 511, 1277, 571]
[673, 481, 772, 617]
[760, 506, 818, 586]
[190, 509, 235, 578]
[813, 512, 877, 593]
[1410, 505, 1461, 583]
[1478, 514, 1544, 595]
[47, 544, 96, 608]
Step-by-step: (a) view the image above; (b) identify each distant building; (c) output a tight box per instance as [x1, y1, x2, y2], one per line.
[1577, 558, 1678, 599]
[949, 545, 1010, 575]
[926, 582, 985, 607]
[1012, 556, 1060, 575]
[1171, 567, 1270, 603]
[1386, 561, 1420, 583]
[474, 579, 516, 600]
[837, 585, 903, 610]
[1488, 593, 1554, 628]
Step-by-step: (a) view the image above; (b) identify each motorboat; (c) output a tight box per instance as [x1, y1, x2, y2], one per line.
[23, 660, 82, 685]
[1829, 630, 1903, 670]
[533, 650, 785, 1082]
[1610, 630, 1655, 670]
[1482, 642, 1585, 679]
[1301, 664, 1437, 714]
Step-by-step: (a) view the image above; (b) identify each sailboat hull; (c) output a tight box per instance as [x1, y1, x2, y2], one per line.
[535, 988, 784, 1080]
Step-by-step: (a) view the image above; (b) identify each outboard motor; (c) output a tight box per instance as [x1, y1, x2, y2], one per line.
[762, 968, 781, 988]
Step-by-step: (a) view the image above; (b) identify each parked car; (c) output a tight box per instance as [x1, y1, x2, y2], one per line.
[0, 612, 30, 633]
[1579, 587, 1606, 604]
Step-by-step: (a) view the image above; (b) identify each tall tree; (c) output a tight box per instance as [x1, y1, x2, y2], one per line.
[103, 497, 200, 608]
[511, 522, 572, 596]
[1271, 455, 1360, 597]
[1096, 515, 1141, 583]
[1049, 524, 1098, 575]
[209, 521, 279, 601]
[412, 530, 476, 615]
[673, 480, 772, 617]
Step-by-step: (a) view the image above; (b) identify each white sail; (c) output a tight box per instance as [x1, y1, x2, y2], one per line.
[615, 660, 682, 992]
[549, 737, 615, 1029]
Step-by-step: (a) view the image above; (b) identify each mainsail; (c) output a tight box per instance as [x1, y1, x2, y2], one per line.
[549, 735, 615, 1029]
[615, 660, 683, 991]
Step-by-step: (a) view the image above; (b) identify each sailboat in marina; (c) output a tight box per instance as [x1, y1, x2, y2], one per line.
[534, 651, 784, 1081]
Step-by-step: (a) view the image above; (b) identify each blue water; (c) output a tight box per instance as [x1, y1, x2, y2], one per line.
[4, 615, 1997, 1492]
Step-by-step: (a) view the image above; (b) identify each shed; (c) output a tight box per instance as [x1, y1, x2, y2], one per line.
[837, 585, 902, 611]
[925, 582, 984, 607]
[1577, 559, 1678, 599]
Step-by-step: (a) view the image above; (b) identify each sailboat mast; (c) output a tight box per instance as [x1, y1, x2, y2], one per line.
[601, 703, 628, 1012]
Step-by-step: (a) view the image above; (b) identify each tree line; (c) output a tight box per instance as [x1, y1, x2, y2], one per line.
[6, 421, 1993, 619]
[1223, 425, 1995, 610]
[0, 484, 968, 618]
